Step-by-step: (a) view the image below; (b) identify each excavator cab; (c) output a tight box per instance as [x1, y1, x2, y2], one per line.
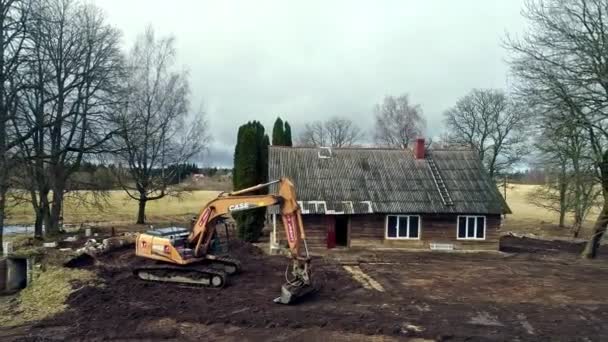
[133, 178, 315, 304]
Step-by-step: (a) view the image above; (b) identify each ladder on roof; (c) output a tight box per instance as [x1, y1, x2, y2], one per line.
[427, 156, 454, 206]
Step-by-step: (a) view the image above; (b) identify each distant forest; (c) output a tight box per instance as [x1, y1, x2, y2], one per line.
[52, 163, 232, 191]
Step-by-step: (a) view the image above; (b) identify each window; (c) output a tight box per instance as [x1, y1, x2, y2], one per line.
[386, 215, 421, 239]
[457, 215, 485, 240]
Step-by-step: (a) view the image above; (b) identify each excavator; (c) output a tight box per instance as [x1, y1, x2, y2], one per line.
[133, 178, 314, 304]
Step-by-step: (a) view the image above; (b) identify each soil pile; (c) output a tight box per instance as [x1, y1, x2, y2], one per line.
[34, 241, 397, 340]
[227, 239, 266, 258]
[9, 236, 608, 341]
[500, 235, 606, 256]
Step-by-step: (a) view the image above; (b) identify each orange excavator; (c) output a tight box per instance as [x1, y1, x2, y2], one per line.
[133, 178, 314, 304]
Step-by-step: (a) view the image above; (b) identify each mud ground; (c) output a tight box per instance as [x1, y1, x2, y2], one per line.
[2, 236, 608, 341]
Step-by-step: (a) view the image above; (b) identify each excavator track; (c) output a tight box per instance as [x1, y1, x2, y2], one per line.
[200, 255, 241, 275]
[133, 265, 227, 288]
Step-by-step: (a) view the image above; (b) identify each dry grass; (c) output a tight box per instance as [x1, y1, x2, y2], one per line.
[3, 184, 601, 238]
[6, 190, 220, 225]
[0, 266, 97, 327]
[502, 183, 599, 238]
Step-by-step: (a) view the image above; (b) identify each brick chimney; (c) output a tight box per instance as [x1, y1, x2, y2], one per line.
[414, 138, 425, 159]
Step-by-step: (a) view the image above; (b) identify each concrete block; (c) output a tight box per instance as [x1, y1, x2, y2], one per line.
[0, 257, 29, 293]
[2, 242, 13, 256]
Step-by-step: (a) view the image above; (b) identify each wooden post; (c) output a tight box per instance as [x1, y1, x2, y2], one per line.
[503, 176, 508, 220]
[270, 213, 277, 253]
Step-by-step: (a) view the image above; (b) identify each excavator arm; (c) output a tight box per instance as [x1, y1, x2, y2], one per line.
[187, 193, 282, 257]
[187, 178, 310, 263]
[134, 177, 314, 304]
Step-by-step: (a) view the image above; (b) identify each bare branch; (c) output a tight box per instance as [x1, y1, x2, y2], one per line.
[298, 116, 362, 147]
[373, 94, 425, 148]
[505, 0, 608, 256]
[443, 89, 530, 178]
[109, 26, 210, 224]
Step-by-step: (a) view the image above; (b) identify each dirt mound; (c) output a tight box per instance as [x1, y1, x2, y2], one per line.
[11, 237, 608, 341]
[63, 253, 95, 268]
[500, 235, 604, 256]
[227, 239, 265, 258]
[34, 240, 394, 340]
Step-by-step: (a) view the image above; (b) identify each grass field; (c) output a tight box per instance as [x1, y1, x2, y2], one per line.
[5, 190, 220, 225]
[4, 184, 600, 237]
[502, 183, 598, 238]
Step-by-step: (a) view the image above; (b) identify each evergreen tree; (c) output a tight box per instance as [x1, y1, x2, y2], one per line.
[232, 121, 269, 241]
[272, 117, 285, 145]
[261, 134, 270, 184]
[232, 125, 245, 189]
[284, 121, 293, 146]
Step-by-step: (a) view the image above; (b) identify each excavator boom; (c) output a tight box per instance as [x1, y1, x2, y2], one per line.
[134, 178, 314, 304]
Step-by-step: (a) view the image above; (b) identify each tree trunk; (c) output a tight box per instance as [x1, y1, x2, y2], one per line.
[571, 151, 584, 239]
[34, 210, 44, 238]
[35, 195, 49, 239]
[558, 162, 567, 228]
[48, 193, 62, 234]
[137, 198, 147, 224]
[0, 154, 5, 253]
[581, 201, 608, 258]
[572, 218, 582, 238]
[47, 176, 64, 235]
[0, 188, 5, 254]
[559, 209, 566, 228]
[581, 161, 608, 259]
[29, 187, 47, 239]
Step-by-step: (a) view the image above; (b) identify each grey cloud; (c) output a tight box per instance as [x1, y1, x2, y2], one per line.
[96, 0, 526, 166]
[200, 143, 234, 168]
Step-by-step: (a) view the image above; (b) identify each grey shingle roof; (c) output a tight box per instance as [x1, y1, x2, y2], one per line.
[268, 146, 511, 215]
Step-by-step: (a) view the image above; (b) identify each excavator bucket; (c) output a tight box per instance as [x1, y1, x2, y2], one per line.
[273, 281, 316, 304]
[273, 258, 316, 304]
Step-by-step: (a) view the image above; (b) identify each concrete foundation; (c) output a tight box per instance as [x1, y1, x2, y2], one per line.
[0, 257, 30, 294]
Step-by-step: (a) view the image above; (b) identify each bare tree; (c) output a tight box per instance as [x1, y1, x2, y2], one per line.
[13, 0, 123, 236]
[325, 117, 362, 147]
[444, 89, 529, 178]
[0, 0, 30, 251]
[527, 174, 570, 226]
[528, 151, 570, 228]
[299, 121, 326, 146]
[506, 0, 608, 258]
[374, 94, 425, 148]
[529, 120, 601, 236]
[529, 169, 600, 237]
[298, 116, 362, 147]
[545, 120, 602, 237]
[111, 27, 209, 224]
[532, 116, 577, 228]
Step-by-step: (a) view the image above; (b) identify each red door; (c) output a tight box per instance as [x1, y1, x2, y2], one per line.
[326, 216, 336, 249]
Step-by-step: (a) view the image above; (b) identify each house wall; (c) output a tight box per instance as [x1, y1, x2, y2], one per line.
[300, 215, 329, 249]
[274, 213, 502, 251]
[349, 214, 501, 251]
[273, 215, 328, 249]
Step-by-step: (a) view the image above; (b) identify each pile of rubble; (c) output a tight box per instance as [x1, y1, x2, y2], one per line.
[62, 233, 136, 268]
[75, 235, 136, 256]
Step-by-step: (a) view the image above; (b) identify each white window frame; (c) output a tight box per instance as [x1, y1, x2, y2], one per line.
[385, 215, 421, 240]
[456, 215, 486, 240]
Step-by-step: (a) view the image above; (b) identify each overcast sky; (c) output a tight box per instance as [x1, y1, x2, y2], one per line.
[95, 0, 527, 167]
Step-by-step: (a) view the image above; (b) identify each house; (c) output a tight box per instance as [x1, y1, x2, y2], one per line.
[191, 174, 206, 182]
[268, 139, 511, 251]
